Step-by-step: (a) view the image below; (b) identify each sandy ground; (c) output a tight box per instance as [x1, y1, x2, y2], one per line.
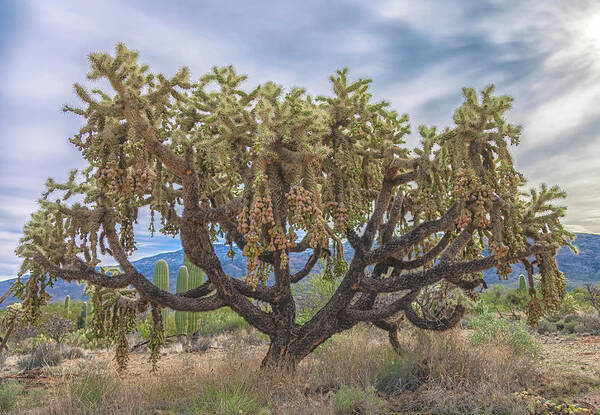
[537, 334, 600, 408]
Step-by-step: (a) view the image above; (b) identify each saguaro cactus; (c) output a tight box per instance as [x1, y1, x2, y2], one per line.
[175, 266, 189, 336]
[518, 274, 527, 293]
[64, 295, 71, 318]
[153, 260, 170, 325]
[184, 256, 205, 336]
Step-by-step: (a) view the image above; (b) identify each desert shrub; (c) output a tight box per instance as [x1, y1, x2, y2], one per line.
[415, 331, 536, 388]
[561, 320, 584, 334]
[220, 328, 267, 351]
[61, 345, 85, 360]
[11, 324, 38, 342]
[581, 313, 600, 334]
[181, 383, 271, 415]
[469, 312, 541, 357]
[583, 284, 600, 314]
[135, 316, 151, 340]
[375, 350, 427, 396]
[42, 312, 74, 343]
[385, 331, 538, 415]
[478, 285, 528, 319]
[293, 268, 341, 324]
[30, 333, 52, 348]
[193, 308, 247, 337]
[188, 336, 212, 353]
[546, 313, 562, 323]
[468, 298, 489, 316]
[0, 379, 25, 412]
[333, 385, 387, 415]
[18, 343, 62, 370]
[563, 314, 582, 324]
[537, 319, 558, 335]
[560, 293, 580, 315]
[64, 328, 91, 348]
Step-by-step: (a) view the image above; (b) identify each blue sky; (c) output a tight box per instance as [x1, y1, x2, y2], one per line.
[1, 0, 599, 280]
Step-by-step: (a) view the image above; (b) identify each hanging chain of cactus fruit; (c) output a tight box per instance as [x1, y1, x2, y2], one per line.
[13, 44, 575, 370]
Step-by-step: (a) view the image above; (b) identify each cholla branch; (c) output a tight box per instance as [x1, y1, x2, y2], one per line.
[14, 44, 573, 370]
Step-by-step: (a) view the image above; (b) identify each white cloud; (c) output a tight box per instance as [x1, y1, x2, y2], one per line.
[1, 0, 599, 281]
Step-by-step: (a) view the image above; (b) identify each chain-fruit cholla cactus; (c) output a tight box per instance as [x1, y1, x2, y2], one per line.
[1, 302, 24, 352]
[13, 43, 575, 371]
[153, 260, 170, 325]
[175, 266, 189, 335]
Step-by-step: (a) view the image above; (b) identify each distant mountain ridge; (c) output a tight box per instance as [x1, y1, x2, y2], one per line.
[1, 232, 598, 308]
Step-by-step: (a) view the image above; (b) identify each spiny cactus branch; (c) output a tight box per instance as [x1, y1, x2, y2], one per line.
[15, 44, 574, 370]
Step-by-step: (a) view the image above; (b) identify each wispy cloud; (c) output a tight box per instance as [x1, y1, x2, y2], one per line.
[0, 0, 598, 280]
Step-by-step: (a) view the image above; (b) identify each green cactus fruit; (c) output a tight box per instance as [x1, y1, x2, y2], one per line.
[64, 295, 70, 318]
[175, 266, 189, 335]
[184, 255, 205, 336]
[519, 274, 527, 293]
[153, 259, 170, 325]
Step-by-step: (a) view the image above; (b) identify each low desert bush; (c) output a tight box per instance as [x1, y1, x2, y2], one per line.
[187, 336, 212, 353]
[333, 385, 387, 414]
[11, 324, 37, 342]
[469, 312, 541, 357]
[548, 314, 586, 334]
[18, 343, 62, 371]
[195, 307, 247, 336]
[177, 382, 272, 415]
[61, 345, 85, 360]
[0, 379, 25, 412]
[309, 326, 540, 414]
[381, 330, 539, 415]
[581, 312, 600, 334]
[537, 319, 558, 335]
[293, 269, 341, 324]
[375, 349, 427, 396]
[42, 312, 74, 344]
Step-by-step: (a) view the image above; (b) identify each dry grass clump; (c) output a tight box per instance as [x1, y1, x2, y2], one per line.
[306, 327, 540, 415]
[307, 326, 390, 391]
[8, 326, 593, 415]
[390, 330, 538, 414]
[40, 347, 269, 414]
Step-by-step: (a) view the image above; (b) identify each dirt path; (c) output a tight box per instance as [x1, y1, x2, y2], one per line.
[539, 334, 600, 408]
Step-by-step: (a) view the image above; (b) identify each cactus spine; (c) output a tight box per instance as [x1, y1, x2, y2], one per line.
[64, 295, 70, 318]
[519, 274, 527, 293]
[153, 260, 170, 326]
[184, 255, 205, 336]
[175, 266, 189, 335]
